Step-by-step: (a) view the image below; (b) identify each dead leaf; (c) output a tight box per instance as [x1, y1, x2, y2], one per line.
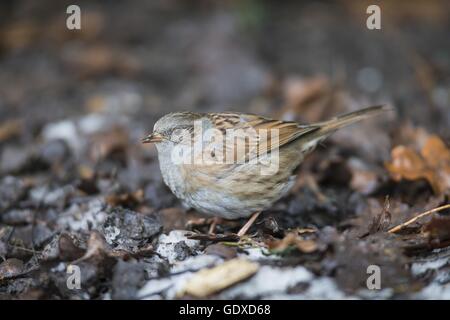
[363, 197, 392, 237]
[65, 45, 115, 77]
[405, 214, 450, 254]
[268, 232, 318, 254]
[0, 258, 24, 280]
[64, 45, 140, 78]
[1, 22, 37, 50]
[279, 76, 334, 122]
[159, 207, 187, 232]
[58, 233, 85, 261]
[0, 119, 22, 142]
[72, 230, 155, 264]
[348, 158, 380, 194]
[421, 135, 450, 168]
[78, 165, 95, 180]
[284, 76, 329, 109]
[385, 134, 450, 194]
[89, 126, 129, 162]
[180, 259, 259, 298]
[72, 231, 110, 264]
[204, 243, 237, 260]
[296, 227, 318, 235]
[423, 216, 450, 244]
[106, 189, 144, 208]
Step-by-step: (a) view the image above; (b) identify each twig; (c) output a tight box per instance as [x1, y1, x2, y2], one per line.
[388, 204, 450, 234]
[9, 245, 42, 254]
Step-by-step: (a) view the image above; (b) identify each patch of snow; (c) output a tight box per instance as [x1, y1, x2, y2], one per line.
[51, 262, 67, 273]
[138, 273, 193, 300]
[30, 185, 74, 206]
[78, 113, 110, 135]
[304, 277, 348, 299]
[42, 120, 83, 154]
[411, 258, 448, 276]
[156, 230, 200, 264]
[220, 265, 313, 299]
[238, 247, 279, 261]
[357, 288, 394, 300]
[57, 198, 108, 232]
[103, 225, 121, 243]
[171, 255, 222, 273]
[418, 283, 450, 299]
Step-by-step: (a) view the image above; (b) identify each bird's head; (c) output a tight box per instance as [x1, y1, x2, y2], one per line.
[142, 112, 202, 148]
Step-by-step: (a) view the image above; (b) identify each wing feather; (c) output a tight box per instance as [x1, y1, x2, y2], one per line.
[203, 112, 319, 163]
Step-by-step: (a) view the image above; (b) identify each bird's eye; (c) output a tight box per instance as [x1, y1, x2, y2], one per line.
[166, 128, 186, 143]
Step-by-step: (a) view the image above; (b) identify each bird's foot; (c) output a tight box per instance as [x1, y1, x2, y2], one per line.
[186, 217, 225, 235]
[208, 217, 224, 235]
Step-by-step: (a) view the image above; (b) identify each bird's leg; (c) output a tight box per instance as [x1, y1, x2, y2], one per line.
[237, 211, 261, 237]
[208, 217, 223, 235]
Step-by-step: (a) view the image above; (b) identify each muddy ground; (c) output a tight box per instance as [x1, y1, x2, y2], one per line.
[0, 0, 449, 299]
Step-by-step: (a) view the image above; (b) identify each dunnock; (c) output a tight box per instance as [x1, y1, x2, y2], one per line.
[143, 105, 388, 236]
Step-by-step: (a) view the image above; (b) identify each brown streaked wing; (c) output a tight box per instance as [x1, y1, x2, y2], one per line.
[205, 112, 319, 162]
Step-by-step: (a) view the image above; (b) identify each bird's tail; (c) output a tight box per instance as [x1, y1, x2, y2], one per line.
[314, 105, 390, 136]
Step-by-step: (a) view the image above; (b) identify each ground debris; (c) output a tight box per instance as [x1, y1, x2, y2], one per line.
[267, 232, 320, 254]
[1, 0, 450, 300]
[423, 216, 450, 245]
[361, 196, 392, 237]
[386, 134, 450, 195]
[204, 243, 237, 260]
[179, 259, 259, 298]
[101, 207, 162, 250]
[0, 258, 24, 280]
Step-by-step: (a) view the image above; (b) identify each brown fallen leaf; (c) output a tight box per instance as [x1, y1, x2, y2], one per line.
[72, 231, 111, 264]
[404, 214, 450, 254]
[385, 134, 450, 194]
[204, 243, 237, 260]
[180, 259, 259, 298]
[1, 22, 38, 50]
[348, 158, 380, 194]
[268, 232, 318, 254]
[78, 165, 95, 180]
[159, 207, 187, 232]
[64, 45, 140, 78]
[421, 135, 450, 169]
[423, 216, 450, 244]
[72, 231, 155, 264]
[278, 76, 334, 122]
[58, 233, 86, 261]
[284, 76, 329, 108]
[106, 189, 144, 208]
[89, 126, 129, 163]
[0, 119, 22, 142]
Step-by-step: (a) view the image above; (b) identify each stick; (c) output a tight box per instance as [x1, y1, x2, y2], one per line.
[388, 204, 450, 234]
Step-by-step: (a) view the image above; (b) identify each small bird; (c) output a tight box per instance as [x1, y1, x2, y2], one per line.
[142, 105, 388, 236]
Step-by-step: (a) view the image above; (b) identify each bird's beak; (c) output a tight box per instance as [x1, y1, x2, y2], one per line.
[142, 132, 163, 143]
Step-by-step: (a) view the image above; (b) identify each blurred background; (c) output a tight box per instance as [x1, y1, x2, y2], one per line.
[1, 0, 449, 130]
[0, 0, 449, 299]
[1, 0, 449, 183]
